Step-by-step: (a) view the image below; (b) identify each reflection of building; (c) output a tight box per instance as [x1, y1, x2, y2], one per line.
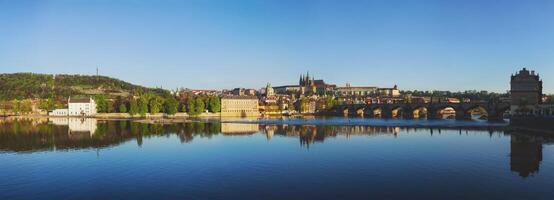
[510, 68, 543, 114]
[68, 118, 97, 135]
[221, 96, 260, 117]
[49, 118, 98, 136]
[510, 134, 543, 177]
[221, 123, 259, 134]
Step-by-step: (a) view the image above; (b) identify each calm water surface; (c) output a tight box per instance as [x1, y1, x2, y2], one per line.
[1, 117, 553, 199]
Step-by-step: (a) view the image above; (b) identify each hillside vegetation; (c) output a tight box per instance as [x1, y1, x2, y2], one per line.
[0, 73, 169, 100]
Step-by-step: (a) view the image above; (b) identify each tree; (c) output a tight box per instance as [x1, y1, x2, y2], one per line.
[39, 98, 55, 111]
[149, 96, 164, 114]
[129, 99, 138, 115]
[119, 103, 127, 113]
[138, 96, 149, 117]
[323, 96, 336, 111]
[21, 100, 32, 113]
[186, 97, 196, 115]
[12, 100, 21, 115]
[208, 96, 220, 113]
[179, 101, 187, 113]
[107, 101, 115, 113]
[195, 97, 205, 114]
[93, 94, 108, 113]
[164, 97, 178, 115]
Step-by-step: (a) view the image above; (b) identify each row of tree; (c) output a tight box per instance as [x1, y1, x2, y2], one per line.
[92, 94, 221, 117]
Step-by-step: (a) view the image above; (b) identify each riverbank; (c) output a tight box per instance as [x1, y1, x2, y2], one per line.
[7, 112, 221, 119]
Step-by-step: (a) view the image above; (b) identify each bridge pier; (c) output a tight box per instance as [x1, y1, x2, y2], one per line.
[381, 108, 393, 119]
[455, 112, 471, 120]
[487, 111, 505, 122]
[402, 111, 413, 119]
[455, 108, 472, 120]
[427, 107, 439, 119]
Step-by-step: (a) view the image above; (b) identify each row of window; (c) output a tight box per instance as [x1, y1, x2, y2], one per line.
[222, 110, 258, 112]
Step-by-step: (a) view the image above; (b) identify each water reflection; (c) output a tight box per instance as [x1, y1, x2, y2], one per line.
[50, 118, 98, 136]
[509, 132, 554, 177]
[0, 117, 553, 179]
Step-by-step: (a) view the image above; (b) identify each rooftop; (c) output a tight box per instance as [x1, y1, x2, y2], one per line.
[221, 95, 258, 100]
[69, 97, 92, 103]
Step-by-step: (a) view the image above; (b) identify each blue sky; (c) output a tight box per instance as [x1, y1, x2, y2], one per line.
[1, 0, 553, 93]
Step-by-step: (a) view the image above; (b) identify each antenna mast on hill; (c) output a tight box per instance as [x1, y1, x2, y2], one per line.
[96, 66, 99, 82]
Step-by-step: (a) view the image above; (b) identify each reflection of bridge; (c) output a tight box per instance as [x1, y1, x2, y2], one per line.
[333, 102, 511, 121]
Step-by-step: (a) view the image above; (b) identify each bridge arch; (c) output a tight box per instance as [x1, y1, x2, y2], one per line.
[433, 105, 459, 119]
[342, 107, 349, 116]
[391, 106, 405, 119]
[411, 107, 428, 119]
[371, 106, 383, 118]
[355, 107, 365, 117]
[464, 105, 489, 120]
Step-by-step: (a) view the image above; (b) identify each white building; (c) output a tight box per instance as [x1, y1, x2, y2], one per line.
[49, 109, 68, 116]
[68, 97, 97, 116]
[48, 97, 97, 117]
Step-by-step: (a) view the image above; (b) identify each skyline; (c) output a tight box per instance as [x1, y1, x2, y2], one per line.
[1, 0, 554, 93]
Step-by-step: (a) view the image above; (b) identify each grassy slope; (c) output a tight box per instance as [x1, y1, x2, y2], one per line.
[0, 73, 169, 100]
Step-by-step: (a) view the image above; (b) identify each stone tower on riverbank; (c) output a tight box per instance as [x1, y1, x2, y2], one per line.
[510, 68, 543, 114]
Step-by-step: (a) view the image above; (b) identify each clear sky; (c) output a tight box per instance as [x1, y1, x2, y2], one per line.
[1, 0, 553, 93]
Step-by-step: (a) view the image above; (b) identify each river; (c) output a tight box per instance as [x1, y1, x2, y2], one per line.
[0, 117, 553, 199]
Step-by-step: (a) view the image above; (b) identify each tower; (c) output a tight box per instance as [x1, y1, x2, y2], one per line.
[510, 68, 543, 113]
[265, 83, 275, 96]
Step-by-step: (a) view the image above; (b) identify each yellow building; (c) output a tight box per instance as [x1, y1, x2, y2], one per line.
[221, 96, 261, 117]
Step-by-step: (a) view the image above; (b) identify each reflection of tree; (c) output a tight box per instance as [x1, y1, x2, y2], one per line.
[0, 119, 223, 152]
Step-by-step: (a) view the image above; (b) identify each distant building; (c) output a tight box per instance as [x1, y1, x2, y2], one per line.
[265, 83, 275, 96]
[510, 68, 543, 114]
[49, 109, 69, 116]
[48, 97, 97, 117]
[231, 88, 256, 96]
[335, 83, 378, 96]
[221, 96, 260, 117]
[232, 88, 245, 96]
[274, 72, 335, 95]
[68, 97, 97, 116]
[446, 98, 461, 103]
[377, 85, 401, 97]
[274, 85, 302, 94]
[245, 89, 256, 96]
[188, 89, 218, 96]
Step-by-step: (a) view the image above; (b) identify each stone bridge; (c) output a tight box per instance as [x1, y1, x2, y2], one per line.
[332, 102, 511, 121]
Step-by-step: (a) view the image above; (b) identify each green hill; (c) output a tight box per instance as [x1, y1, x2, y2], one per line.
[0, 73, 169, 100]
